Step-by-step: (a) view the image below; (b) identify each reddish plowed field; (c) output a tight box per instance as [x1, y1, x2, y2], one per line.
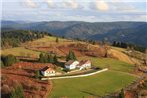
[1, 62, 54, 98]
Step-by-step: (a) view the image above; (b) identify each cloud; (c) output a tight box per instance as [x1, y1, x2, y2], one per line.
[109, 2, 139, 13]
[3, 0, 146, 22]
[63, 0, 79, 9]
[41, 0, 79, 9]
[25, 0, 37, 8]
[95, 0, 109, 11]
[45, 0, 53, 7]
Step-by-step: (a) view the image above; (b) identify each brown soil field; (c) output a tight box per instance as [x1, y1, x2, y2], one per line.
[1, 62, 55, 98]
[22, 36, 141, 65]
[27, 42, 108, 58]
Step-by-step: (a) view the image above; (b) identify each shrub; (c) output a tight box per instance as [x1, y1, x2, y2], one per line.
[0, 59, 5, 68]
[10, 85, 24, 98]
[1, 55, 18, 67]
[63, 68, 70, 72]
[35, 70, 41, 79]
[1, 84, 11, 94]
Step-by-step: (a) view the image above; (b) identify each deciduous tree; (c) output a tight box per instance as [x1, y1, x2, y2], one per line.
[3, 55, 17, 66]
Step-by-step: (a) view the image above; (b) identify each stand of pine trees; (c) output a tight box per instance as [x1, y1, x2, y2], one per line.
[112, 41, 146, 53]
[38, 53, 58, 64]
[66, 50, 77, 61]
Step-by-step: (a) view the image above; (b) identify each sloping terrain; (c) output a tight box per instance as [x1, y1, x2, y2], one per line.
[90, 24, 147, 47]
[1, 62, 54, 98]
[1, 35, 143, 98]
[2, 21, 147, 47]
[108, 48, 134, 64]
[49, 70, 136, 98]
[109, 47, 144, 65]
[1, 36, 142, 65]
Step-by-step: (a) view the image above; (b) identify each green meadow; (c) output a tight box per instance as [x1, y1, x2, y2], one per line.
[1, 47, 40, 57]
[49, 57, 137, 98]
[79, 57, 135, 73]
[49, 70, 136, 98]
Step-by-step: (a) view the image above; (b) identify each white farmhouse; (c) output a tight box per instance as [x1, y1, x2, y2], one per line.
[65, 60, 79, 70]
[77, 60, 91, 70]
[40, 66, 55, 76]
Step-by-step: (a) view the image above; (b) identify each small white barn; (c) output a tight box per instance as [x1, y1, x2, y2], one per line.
[65, 60, 79, 70]
[77, 60, 91, 70]
[40, 66, 55, 76]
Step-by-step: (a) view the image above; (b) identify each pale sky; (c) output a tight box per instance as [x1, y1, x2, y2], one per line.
[1, 0, 147, 22]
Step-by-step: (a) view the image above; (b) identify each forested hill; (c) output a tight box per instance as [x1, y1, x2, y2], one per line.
[1, 20, 147, 47]
[90, 23, 147, 47]
[1, 30, 51, 49]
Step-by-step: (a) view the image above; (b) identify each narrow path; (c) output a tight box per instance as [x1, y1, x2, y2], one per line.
[41, 68, 108, 80]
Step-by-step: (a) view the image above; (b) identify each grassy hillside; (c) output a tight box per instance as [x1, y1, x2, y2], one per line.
[1, 36, 139, 98]
[108, 48, 134, 64]
[1, 36, 70, 57]
[49, 56, 136, 97]
[49, 70, 136, 98]
[25, 36, 72, 47]
[1, 47, 40, 58]
[79, 57, 134, 73]
[111, 47, 144, 65]
[32, 36, 67, 42]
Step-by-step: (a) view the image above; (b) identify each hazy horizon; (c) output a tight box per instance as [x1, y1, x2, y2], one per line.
[2, 19, 147, 23]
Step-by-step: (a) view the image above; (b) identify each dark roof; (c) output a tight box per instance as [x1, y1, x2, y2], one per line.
[40, 66, 55, 72]
[40, 66, 49, 71]
[65, 60, 75, 65]
[78, 60, 91, 66]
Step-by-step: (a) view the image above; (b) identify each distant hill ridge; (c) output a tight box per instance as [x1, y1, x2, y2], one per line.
[1, 20, 147, 47]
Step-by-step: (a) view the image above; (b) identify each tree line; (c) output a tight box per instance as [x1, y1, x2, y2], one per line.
[1, 50, 77, 68]
[1, 30, 52, 48]
[112, 41, 146, 53]
[38, 53, 58, 64]
[38, 50, 77, 62]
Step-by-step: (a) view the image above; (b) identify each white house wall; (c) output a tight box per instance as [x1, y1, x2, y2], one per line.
[45, 72, 55, 76]
[79, 63, 91, 70]
[41, 71, 55, 76]
[65, 61, 79, 70]
[65, 64, 76, 70]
